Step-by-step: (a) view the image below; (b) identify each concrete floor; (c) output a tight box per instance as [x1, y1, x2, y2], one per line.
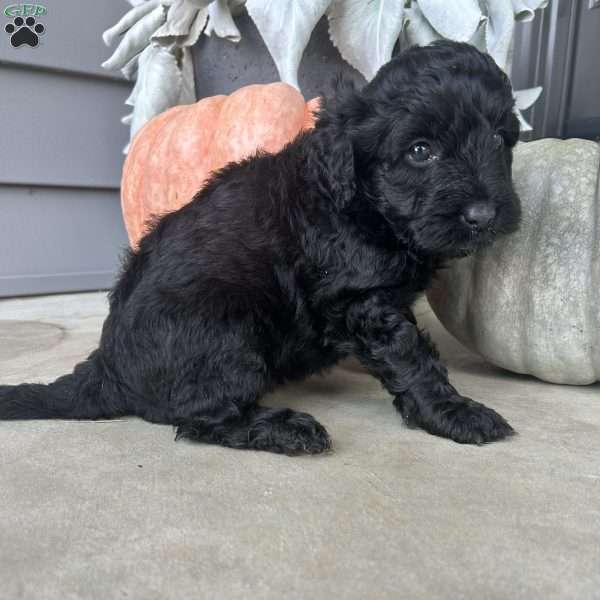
[0, 292, 599, 600]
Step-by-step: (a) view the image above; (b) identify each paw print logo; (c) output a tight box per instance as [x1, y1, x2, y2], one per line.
[5, 16, 45, 48]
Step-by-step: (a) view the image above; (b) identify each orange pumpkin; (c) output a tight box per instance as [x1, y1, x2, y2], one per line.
[121, 82, 320, 246]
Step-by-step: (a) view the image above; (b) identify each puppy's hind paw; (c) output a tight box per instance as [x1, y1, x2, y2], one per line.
[176, 407, 332, 456]
[252, 409, 333, 456]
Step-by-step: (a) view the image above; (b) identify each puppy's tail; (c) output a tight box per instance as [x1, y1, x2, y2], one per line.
[0, 351, 124, 421]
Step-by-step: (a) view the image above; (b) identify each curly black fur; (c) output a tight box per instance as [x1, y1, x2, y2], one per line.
[0, 42, 521, 454]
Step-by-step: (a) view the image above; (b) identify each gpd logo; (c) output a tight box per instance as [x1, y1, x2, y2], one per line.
[4, 3, 46, 47]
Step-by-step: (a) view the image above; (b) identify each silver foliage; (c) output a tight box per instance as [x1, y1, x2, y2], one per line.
[103, 0, 549, 151]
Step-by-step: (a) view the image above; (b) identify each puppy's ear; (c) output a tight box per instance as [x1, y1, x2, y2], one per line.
[317, 78, 372, 128]
[306, 78, 376, 210]
[305, 125, 356, 211]
[317, 78, 383, 163]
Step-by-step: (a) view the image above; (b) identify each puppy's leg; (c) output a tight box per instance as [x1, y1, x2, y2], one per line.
[171, 344, 330, 455]
[345, 292, 514, 444]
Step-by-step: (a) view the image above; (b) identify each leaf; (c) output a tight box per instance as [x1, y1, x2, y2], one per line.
[123, 45, 195, 149]
[327, 0, 404, 81]
[468, 19, 487, 53]
[515, 108, 533, 132]
[102, 0, 160, 47]
[122, 53, 140, 80]
[514, 86, 542, 110]
[417, 0, 482, 42]
[129, 45, 184, 141]
[513, 87, 542, 133]
[179, 46, 197, 104]
[403, 2, 441, 47]
[484, 0, 514, 70]
[183, 7, 210, 46]
[153, 0, 212, 43]
[511, 0, 549, 22]
[105, 1, 202, 152]
[246, 0, 331, 89]
[102, 5, 167, 72]
[205, 0, 241, 42]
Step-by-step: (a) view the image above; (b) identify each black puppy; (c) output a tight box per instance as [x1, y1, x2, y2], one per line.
[0, 41, 521, 454]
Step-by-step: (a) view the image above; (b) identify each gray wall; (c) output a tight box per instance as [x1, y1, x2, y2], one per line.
[0, 1, 130, 297]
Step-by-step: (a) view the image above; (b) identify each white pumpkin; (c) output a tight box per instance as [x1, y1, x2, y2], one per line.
[427, 138, 600, 385]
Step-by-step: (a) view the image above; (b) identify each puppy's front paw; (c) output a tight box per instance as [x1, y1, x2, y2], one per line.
[396, 393, 514, 444]
[437, 397, 514, 444]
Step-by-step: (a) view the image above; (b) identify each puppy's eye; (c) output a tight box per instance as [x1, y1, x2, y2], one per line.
[406, 142, 437, 166]
[492, 133, 505, 149]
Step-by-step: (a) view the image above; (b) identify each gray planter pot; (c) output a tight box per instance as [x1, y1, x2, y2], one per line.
[191, 12, 365, 101]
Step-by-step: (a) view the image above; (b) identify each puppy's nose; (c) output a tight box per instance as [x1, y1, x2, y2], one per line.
[461, 203, 496, 229]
